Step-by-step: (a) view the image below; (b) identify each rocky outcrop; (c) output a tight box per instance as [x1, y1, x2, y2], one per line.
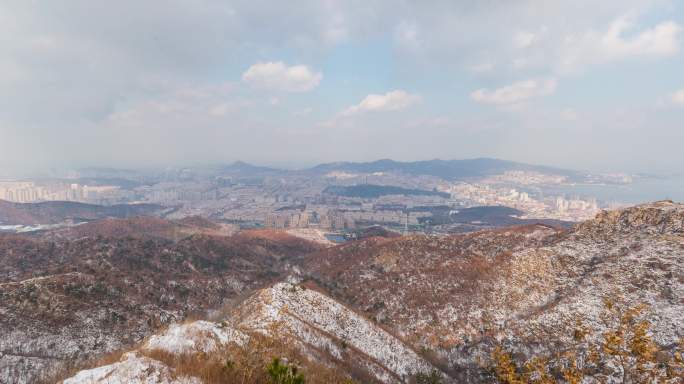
[575, 200, 684, 237]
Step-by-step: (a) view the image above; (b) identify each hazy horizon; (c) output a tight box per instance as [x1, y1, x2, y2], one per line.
[2, 1, 684, 175]
[3, 156, 684, 179]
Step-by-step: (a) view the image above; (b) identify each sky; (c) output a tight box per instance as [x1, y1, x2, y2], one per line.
[1, 0, 683, 174]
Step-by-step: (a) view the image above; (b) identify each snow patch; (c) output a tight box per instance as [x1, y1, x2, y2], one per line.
[63, 352, 200, 384]
[143, 320, 247, 355]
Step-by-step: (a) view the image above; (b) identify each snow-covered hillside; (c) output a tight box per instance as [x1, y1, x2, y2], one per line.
[302, 201, 684, 381]
[231, 281, 439, 383]
[61, 282, 442, 383]
[9, 201, 684, 383]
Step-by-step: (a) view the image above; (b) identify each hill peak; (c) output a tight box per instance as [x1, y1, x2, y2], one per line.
[576, 200, 684, 237]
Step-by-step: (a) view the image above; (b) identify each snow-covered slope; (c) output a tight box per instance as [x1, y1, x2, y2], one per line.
[510, 200, 684, 344]
[26, 201, 684, 383]
[0, 229, 320, 384]
[142, 320, 248, 355]
[61, 321, 246, 384]
[63, 352, 200, 384]
[61, 282, 442, 383]
[302, 201, 684, 380]
[230, 281, 440, 383]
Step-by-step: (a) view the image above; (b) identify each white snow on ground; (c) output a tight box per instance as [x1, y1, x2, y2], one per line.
[61, 202, 684, 383]
[62, 283, 440, 384]
[62, 352, 200, 384]
[236, 282, 438, 381]
[143, 320, 247, 355]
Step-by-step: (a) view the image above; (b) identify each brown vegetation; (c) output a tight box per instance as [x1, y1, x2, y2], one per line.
[490, 300, 684, 383]
[0, 227, 322, 383]
[138, 330, 354, 384]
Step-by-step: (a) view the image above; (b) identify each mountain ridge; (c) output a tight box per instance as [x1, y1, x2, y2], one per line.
[77, 157, 581, 180]
[61, 280, 444, 384]
[304, 158, 581, 180]
[3, 201, 682, 383]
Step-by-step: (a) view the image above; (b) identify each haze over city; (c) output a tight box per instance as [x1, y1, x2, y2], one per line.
[1, 1, 684, 175]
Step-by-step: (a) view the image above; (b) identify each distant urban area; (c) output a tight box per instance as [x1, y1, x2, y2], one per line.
[0, 159, 638, 239]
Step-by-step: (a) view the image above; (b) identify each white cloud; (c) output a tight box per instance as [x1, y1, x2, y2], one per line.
[603, 17, 681, 58]
[471, 78, 557, 105]
[242, 62, 322, 92]
[558, 16, 682, 72]
[385, 4, 682, 75]
[341, 90, 421, 116]
[671, 88, 684, 106]
[1, 1, 683, 172]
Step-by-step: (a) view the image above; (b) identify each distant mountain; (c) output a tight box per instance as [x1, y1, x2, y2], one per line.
[324, 184, 451, 199]
[0, 200, 164, 225]
[70, 158, 581, 182]
[307, 158, 580, 180]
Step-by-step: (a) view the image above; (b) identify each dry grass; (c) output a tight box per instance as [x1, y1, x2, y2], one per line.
[139, 331, 355, 384]
[39, 348, 129, 384]
[46, 329, 355, 384]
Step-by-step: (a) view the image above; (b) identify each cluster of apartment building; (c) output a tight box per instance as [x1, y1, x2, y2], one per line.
[0, 181, 119, 203]
[265, 210, 310, 228]
[446, 182, 600, 221]
[264, 209, 355, 230]
[555, 196, 599, 214]
[480, 171, 568, 185]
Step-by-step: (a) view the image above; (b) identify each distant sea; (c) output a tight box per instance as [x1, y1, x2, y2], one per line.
[543, 175, 684, 205]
